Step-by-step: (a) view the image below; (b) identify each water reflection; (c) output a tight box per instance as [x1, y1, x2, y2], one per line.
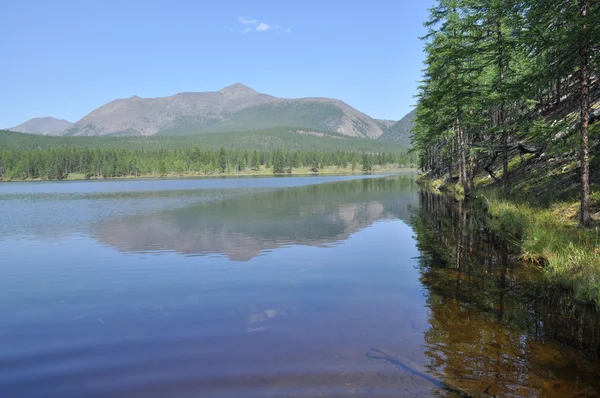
[4, 176, 600, 397]
[412, 191, 600, 397]
[96, 177, 419, 261]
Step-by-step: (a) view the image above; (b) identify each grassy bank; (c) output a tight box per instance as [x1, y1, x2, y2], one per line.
[483, 191, 600, 305]
[418, 173, 600, 306]
[416, 175, 464, 196]
[3, 165, 414, 182]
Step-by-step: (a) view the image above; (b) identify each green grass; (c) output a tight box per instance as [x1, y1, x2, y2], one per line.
[58, 165, 411, 181]
[416, 173, 464, 196]
[479, 190, 600, 305]
[66, 173, 86, 180]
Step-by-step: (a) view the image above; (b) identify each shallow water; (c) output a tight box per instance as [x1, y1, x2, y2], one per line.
[0, 175, 599, 397]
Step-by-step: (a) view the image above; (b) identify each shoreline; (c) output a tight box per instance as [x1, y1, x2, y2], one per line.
[0, 167, 417, 183]
[417, 173, 600, 307]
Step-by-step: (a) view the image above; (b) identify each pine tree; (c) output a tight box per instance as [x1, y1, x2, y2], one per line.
[218, 147, 227, 173]
[251, 150, 260, 171]
[362, 153, 373, 172]
[273, 150, 285, 174]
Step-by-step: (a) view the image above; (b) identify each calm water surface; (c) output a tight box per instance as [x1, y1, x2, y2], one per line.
[1, 175, 599, 397]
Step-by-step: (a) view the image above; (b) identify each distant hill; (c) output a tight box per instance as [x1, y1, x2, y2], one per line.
[0, 128, 410, 154]
[8, 117, 73, 135]
[61, 84, 387, 139]
[375, 119, 397, 129]
[378, 109, 416, 144]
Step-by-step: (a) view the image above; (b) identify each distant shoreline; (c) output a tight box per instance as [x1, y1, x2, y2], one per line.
[0, 166, 417, 183]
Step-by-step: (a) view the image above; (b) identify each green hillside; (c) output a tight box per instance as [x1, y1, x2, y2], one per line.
[378, 109, 416, 144]
[0, 128, 409, 153]
[158, 102, 346, 135]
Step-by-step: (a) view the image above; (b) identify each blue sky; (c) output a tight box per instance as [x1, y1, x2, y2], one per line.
[1, 0, 434, 128]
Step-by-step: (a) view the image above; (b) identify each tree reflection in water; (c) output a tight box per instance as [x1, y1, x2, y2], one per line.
[412, 191, 600, 397]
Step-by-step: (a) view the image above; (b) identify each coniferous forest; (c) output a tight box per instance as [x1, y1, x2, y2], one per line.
[0, 144, 413, 180]
[0, 128, 417, 180]
[413, 0, 599, 226]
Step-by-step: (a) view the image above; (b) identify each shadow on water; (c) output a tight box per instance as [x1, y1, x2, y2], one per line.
[411, 191, 600, 397]
[95, 176, 419, 261]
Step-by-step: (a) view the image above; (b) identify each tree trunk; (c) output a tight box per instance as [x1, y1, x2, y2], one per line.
[580, 0, 592, 226]
[556, 73, 561, 106]
[468, 134, 477, 189]
[457, 115, 469, 196]
[497, 20, 509, 195]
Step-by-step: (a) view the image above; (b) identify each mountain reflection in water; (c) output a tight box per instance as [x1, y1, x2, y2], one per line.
[96, 177, 418, 261]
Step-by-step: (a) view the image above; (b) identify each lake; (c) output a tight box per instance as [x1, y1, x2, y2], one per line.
[1, 174, 599, 397]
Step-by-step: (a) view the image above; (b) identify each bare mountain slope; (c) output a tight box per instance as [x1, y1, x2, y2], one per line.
[8, 117, 73, 135]
[62, 84, 385, 138]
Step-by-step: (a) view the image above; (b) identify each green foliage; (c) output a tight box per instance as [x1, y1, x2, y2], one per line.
[251, 150, 260, 171]
[309, 151, 320, 173]
[0, 143, 415, 181]
[413, 0, 600, 171]
[218, 147, 228, 173]
[414, 0, 599, 220]
[272, 150, 285, 174]
[361, 153, 372, 172]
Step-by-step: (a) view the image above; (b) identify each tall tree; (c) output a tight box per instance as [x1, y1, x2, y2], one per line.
[577, 0, 595, 226]
[417, 0, 484, 195]
[525, 0, 599, 225]
[218, 147, 227, 173]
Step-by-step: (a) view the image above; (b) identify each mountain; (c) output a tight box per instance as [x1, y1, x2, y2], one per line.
[62, 84, 387, 139]
[8, 117, 73, 135]
[378, 109, 416, 143]
[374, 119, 397, 129]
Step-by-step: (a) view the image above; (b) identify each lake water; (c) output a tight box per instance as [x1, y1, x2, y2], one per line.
[1, 174, 599, 397]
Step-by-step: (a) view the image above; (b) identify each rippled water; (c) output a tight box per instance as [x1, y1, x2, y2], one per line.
[0, 175, 599, 397]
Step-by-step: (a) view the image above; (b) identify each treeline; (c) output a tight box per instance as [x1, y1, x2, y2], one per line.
[0, 147, 416, 180]
[0, 128, 410, 153]
[413, 0, 599, 225]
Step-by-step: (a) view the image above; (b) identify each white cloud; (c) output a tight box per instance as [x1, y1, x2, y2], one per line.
[238, 16, 257, 25]
[256, 22, 271, 32]
[237, 16, 290, 35]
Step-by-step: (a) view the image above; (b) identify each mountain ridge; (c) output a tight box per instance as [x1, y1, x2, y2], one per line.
[9, 84, 414, 145]
[8, 117, 73, 136]
[60, 83, 388, 139]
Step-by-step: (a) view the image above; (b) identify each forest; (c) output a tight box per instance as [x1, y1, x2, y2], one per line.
[0, 128, 416, 180]
[413, 0, 599, 226]
[0, 146, 413, 181]
[0, 128, 409, 153]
